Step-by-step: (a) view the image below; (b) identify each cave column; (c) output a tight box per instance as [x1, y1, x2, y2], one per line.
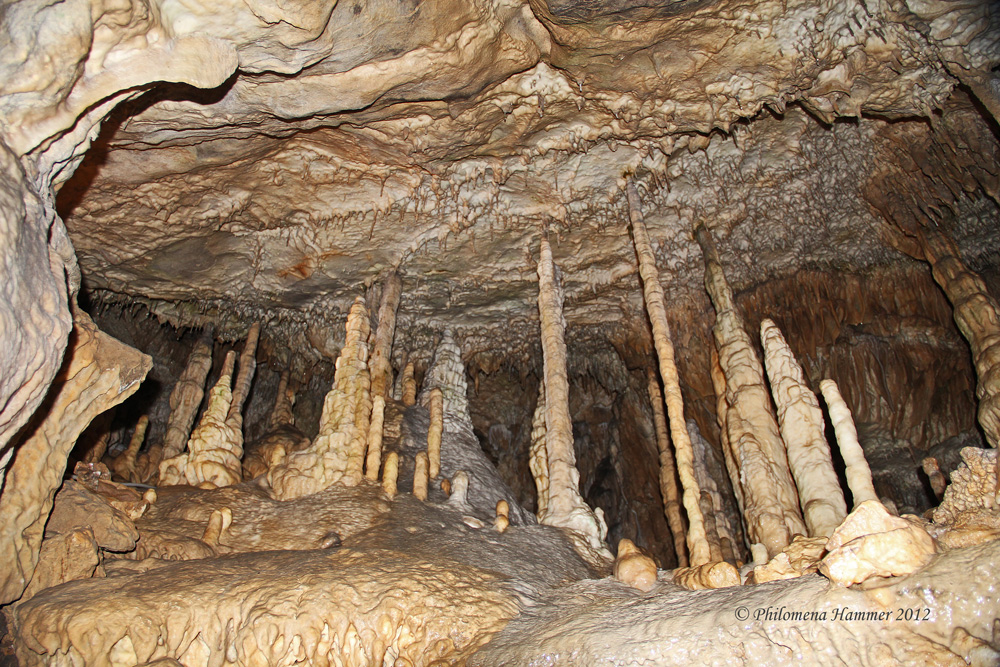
[761, 319, 847, 537]
[917, 227, 1000, 451]
[152, 330, 214, 476]
[694, 223, 804, 558]
[535, 234, 608, 553]
[226, 321, 261, 431]
[626, 182, 711, 567]
[365, 271, 402, 480]
[710, 345, 744, 516]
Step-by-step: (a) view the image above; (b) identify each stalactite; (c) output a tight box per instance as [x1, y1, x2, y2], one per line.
[627, 181, 710, 566]
[268, 298, 372, 499]
[226, 321, 260, 428]
[160, 331, 214, 462]
[414, 452, 429, 501]
[369, 271, 402, 402]
[695, 223, 804, 558]
[160, 351, 243, 489]
[820, 379, 878, 507]
[401, 362, 417, 406]
[711, 345, 744, 516]
[646, 368, 688, 567]
[0, 312, 150, 604]
[760, 319, 847, 538]
[536, 234, 608, 554]
[917, 227, 1000, 449]
[111, 416, 148, 484]
[529, 382, 550, 519]
[427, 388, 443, 479]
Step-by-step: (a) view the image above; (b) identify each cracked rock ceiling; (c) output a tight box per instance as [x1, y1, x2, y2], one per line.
[41, 0, 1000, 361]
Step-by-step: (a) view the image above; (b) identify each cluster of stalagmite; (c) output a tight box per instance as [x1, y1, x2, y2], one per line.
[820, 379, 878, 507]
[159, 351, 244, 488]
[760, 319, 847, 537]
[534, 235, 608, 555]
[268, 298, 372, 499]
[695, 223, 805, 558]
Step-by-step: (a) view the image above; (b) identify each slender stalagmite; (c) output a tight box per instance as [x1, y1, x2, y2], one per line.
[365, 395, 386, 481]
[536, 234, 607, 552]
[226, 322, 260, 428]
[369, 271, 402, 401]
[414, 452, 429, 501]
[918, 228, 1000, 450]
[427, 388, 443, 479]
[81, 410, 114, 465]
[627, 182, 710, 566]
[646, 368, 688, 567]
[112, 416, 148, 483]
[820, 379, 878, 507]
[382, 451, 399, 499]
[922, 457, 947, 500]
[761, 319, 847, 538]
[695, 223, 804, 557]
[269, 371, 295, 428]
[529, 382, 550, 519]
[401, 362, 417, 406]
[160, 331, 214, 461]
[711, 345, 744, 515]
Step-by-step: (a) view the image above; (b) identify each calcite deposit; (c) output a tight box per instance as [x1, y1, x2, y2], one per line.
[1, 0, 1000, 662]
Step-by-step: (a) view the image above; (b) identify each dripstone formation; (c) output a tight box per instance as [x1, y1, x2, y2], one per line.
[1, 0, 1000, 664]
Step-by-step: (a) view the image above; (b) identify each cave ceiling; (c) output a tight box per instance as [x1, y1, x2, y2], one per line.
[47, 0, 1000, 362]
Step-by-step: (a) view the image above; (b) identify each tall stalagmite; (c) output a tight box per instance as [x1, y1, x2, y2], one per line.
[535, 234, 607, 553]
[268, 298, 372, 499]
[0, 312, 150, 604]
[627, 182, 710, 566]
[529, 382, 550, 520]
[646, 368, 688, 567]
[695, 223, 805, 557]
[711, 345, 744, 515]
[820, 379, 878, 507]
[761, 319, 847, 538]
[369, 271, 402, 402]
[917, 227, 1000, 450]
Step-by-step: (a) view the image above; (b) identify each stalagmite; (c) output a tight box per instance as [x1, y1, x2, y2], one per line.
[80, 411, 114, 465]
[226, 322, 260, 429]
[365, 395, 386, 481]
[690, 421, 734, 563]
[268, 298, 372, 499]
[917, 227, 1000, 449]
[710, 346, 744, 515]
[369, 271, 402, 401]
[613, 539, 658, 592]
[761, 319, 847, 538]
[820, 379, 878, 507]
[0, 312, 150, 604]
[414, 452, 429, 501]
[269, 371, 296, 428]
[695, 223, 804, 558]
[535, 234, 608, 554]
[382, 451, 399, 499]
[627, 182, 710, 567]
[110, 416, 148, 484]
[529, 383, 550, 519]
[646, 369, 688, 567]
[161, 331, 214, 462]
[494, 500, 509, 533]
[201, 507, 233, 549]
[922, 457, 948, 500]
[427, 388, 443, 479]
[160, 351, 243, 489]
[401, 362, 417, 406]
